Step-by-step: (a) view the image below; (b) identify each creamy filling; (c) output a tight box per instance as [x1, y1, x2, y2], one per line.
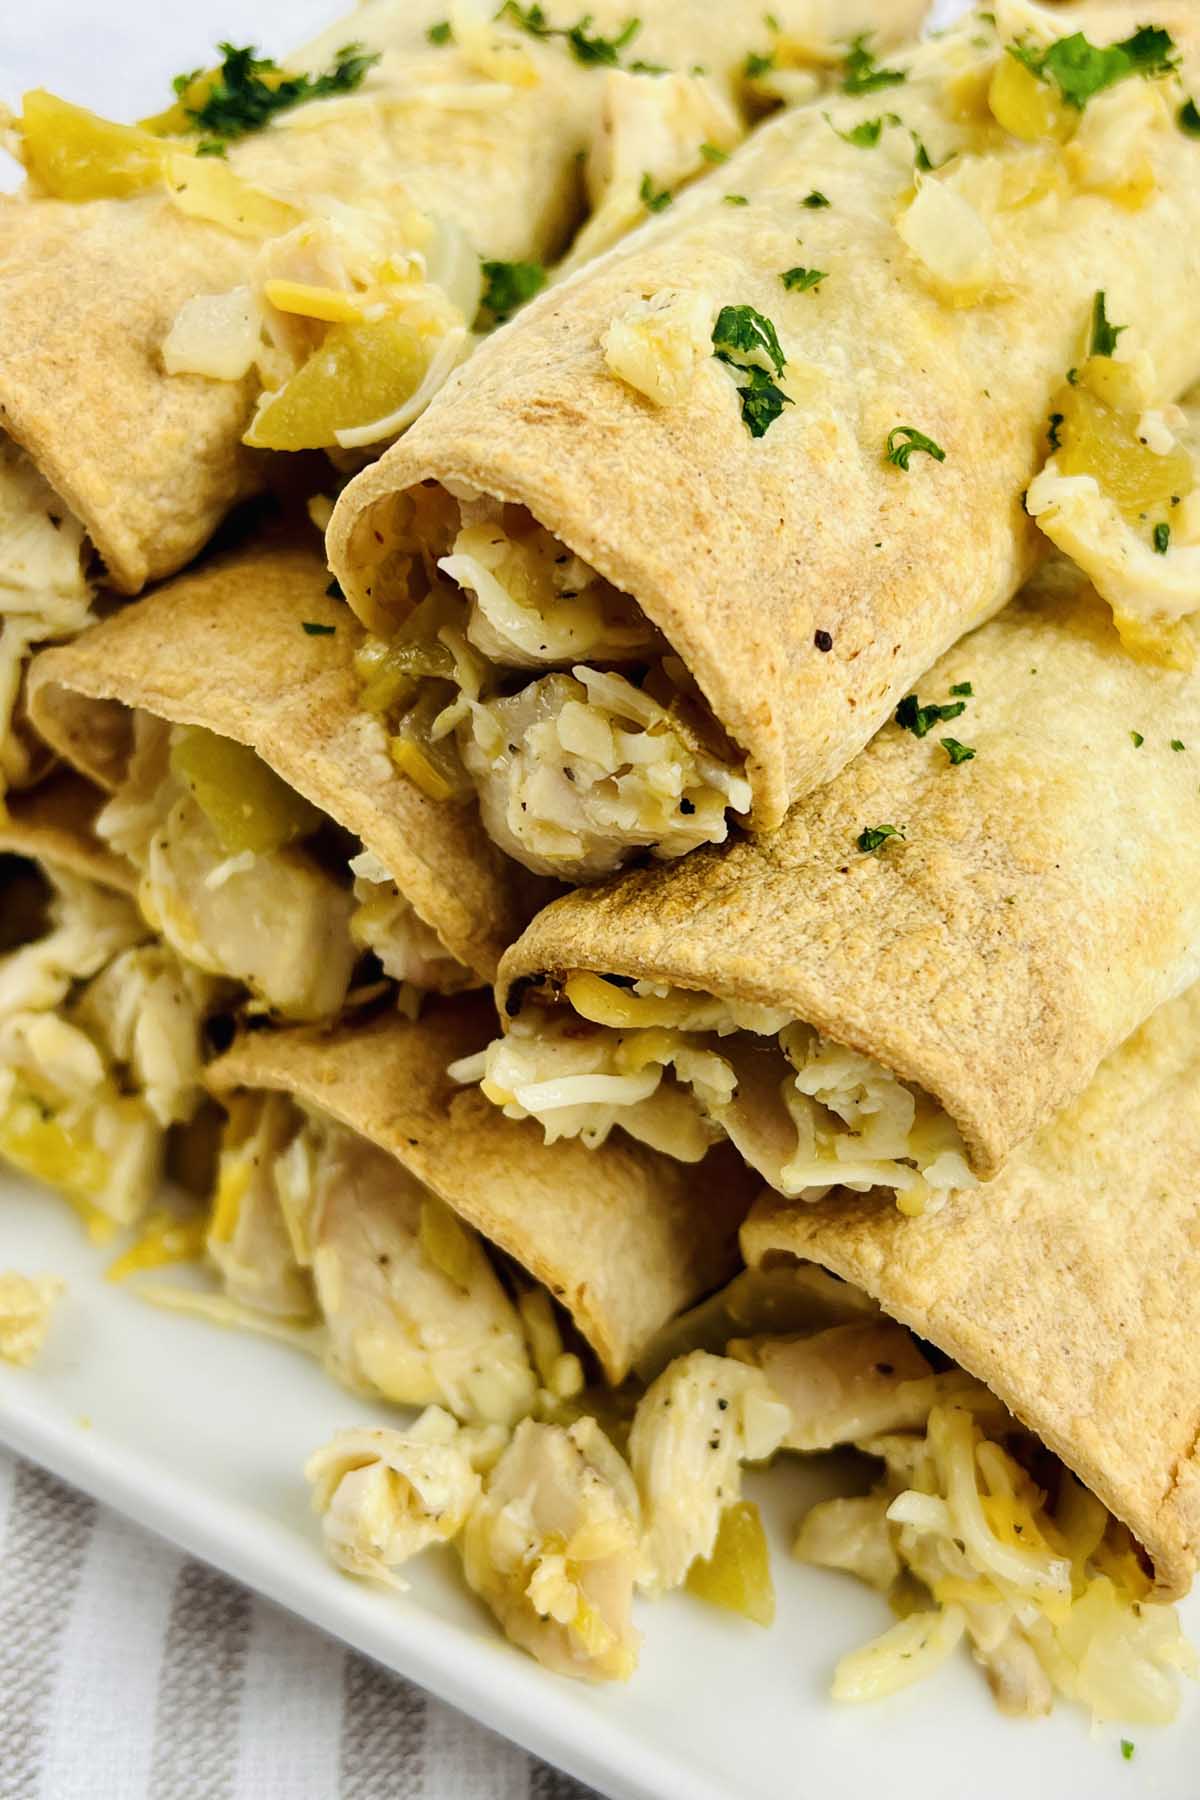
[206, 1091, 540, 1428]
[354, 493, 750, 881]
[456, 974, 975, 1214]
[97, 712, 469, 1020]
[0, 866, 212, 1231]
[0, 434, 96, 798]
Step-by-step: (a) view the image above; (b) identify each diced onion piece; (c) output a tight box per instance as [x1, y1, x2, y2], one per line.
[603, 288, 716, 407]
[895, 176, 997, 306]
[162, 287, 262, 381]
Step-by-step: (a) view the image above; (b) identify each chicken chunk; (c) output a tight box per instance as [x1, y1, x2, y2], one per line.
[729, 1322, 937, 1451]
[461, 1417, 641, 1682]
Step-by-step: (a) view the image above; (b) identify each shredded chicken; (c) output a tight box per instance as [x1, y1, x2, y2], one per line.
[627, 1350, 790, 1594]
[461, 1416, 642, 1681]
[355, 495, 750, 881]
[306, 1408, 505, 1589]
[462, 976, 975, 1211]
[0, 869, 211, 1228]
[0, 1270, 64, 1366]
[0, 435, 95, 797]
[348, 848, 472, 1005]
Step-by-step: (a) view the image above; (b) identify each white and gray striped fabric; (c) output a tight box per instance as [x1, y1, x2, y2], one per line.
[0, 1450, 598, 1800]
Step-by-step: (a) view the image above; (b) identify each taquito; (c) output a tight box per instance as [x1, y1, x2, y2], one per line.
[27, 532, 550, 1018]
[329, 2, 1200, 880]
[476, 559, 1200, 1208]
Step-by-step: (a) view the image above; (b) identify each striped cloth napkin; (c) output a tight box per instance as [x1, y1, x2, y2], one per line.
[0, 1449, 598, 1800]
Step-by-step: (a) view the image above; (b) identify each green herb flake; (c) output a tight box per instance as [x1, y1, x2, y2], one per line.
[180, 40, 380, 142]
[1120, 1740, 1135, 1762]
[1047, 412, 1064, 450]
[325, 576, 344, 599]
[427, 20, 453, 44]
[1008, 25, 1177, 111]
[480, 259, 546, 322]
[744, 48, 777, 79]
[639, 172, 672, 212]
[733, 365, 793, 437]
[911, 131, 938, 171]
[196, 139, 228, 157]
[1154, 521, 1171, 554]
[1171, 738, 1186, 751]
[712, 304, 785, 377]
[780, 265, 828, 293]
[896, 693, 966, 738]
[842, 32, 906, 95]
[1089, 290, 1127, 359]
[566, 15, 641, 66]
[886, 425, 946, 470]
[857, 823, 905, 854]
[699, 141, 728, 163]
[828, 109, 901, 148]
[1131, 730, 1145, 748]
[1180, 97, 1200, 135]
[949, 680, 973, 696]
[802, 189, 831, 208]
[302, 621, 336, 636]
[941, 736, 975, 765]
[724, 192, 749, 205]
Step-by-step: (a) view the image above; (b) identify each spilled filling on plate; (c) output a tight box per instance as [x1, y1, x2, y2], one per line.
[456, 973, 974, 1215]
[353, 489, 751, 882]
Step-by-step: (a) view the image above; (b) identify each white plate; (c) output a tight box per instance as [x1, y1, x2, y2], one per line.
[3, 1171, 1198, 1800]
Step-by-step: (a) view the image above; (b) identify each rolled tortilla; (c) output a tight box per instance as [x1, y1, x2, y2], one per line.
[206, 994, 754, 1382]
[26, 531, 550, 1001]
[741, 977, 1200, 1600]
[0, 0, 921, 597]
[328, 2, 1200, 880]
[0, 770, 135, 896]
[488, 559, 1200, 1200]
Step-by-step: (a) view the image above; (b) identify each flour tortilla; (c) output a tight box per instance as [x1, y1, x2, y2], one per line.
[500, 561, 1200, 1178]
[26, 532, 549, 982]
[207, 994, 755, 1382]
[0, 769, 134, 894]
[742, 979, 1200, 1600]
[0, 0, 921, 596]
[330, 4, 1200, 834]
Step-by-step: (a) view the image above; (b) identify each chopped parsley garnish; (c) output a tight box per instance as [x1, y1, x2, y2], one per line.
[178, 41, 379, 142]
[639, 172, 672, 212]
[781, 265, 827, 293]
[1121, 1740, 1135, 1761]
[735, 366, 793, 437]
[1154, 521, 1171, 554]
[712, 304, 785, 376]
[1180, 97, 1200, 135]
[941, 736, 975, 765]
[1047, 412, 1064, 450]
[712, 304, 791, 437]
[857, 824, 905, 854]
[325, 576, 344, 599]
[744, 48, 777, 79]
[842, 33, 906, 95]
[1007, 25, 1177, 112]
[700, 141, 728, 163]
[829, 110, 900, 148]
[911, 131, 939, 171]
[495, 5, 643, 67]
[886, 425, 946, 470]
[896, 693, 966, 737]
[480, 259, 546, 322]
[724, 192, 749, 205]
[427, 19, 453, 44]
[196, 139, 227, 157]
[302, 620, 336, 636]
[802, 189, 831, 208]
[1089, 290, 1126, 358]
[949, 680, 973, 696]
[628, 57, 667, 73]
[1130, 730, 1145, 747]
[1171, 738, 1186, 751]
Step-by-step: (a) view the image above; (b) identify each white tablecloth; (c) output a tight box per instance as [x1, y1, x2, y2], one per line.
[0, 1449, 598, 1800]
